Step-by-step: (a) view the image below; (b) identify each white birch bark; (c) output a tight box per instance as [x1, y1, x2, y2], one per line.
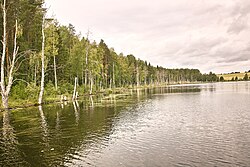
[72, 77, 77, 100]
[136, 63, 140, 87]
[1, 0, 7, 108]
[89, 72, 93, 95]
[1, 0, 19, 109]
[85, 30, 90, 86]
[38, 16, 45, 105]
[113, 63, 115, 88]
[52, 24, 58, 90]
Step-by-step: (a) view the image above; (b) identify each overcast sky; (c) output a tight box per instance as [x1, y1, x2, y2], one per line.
[45, 0, 250, 73]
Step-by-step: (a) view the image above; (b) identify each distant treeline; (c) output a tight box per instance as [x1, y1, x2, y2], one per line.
[0, 0, 218, 102]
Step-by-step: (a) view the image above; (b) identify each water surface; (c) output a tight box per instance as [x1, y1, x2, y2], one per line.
[0, 82, 250, 166]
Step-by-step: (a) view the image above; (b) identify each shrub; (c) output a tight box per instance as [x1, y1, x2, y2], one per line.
[45, 81, 57, 97]
[11, 82, 28, 100]
[58, 83, 74, 94]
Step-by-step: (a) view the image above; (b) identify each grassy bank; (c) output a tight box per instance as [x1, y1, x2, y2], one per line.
[217, 72, 250, 81]
[0, 86, 139, 111]
[0, 81, 212, 111]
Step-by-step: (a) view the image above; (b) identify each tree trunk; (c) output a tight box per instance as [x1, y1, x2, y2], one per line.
[136, 63, 140, 87]
[34, 65, 37, 85]
[1, 0, 7, 109]
[113, 63, 115, 88]
[85, 53, 88, 86]
[1, 0, 19, 109]
[2, 95, 8, 109]
[53, 55, 58, 90]
[38, 16, 45, 105]
[89, 72, 93, 95]
[85, 30, 90, 86]
[72, 77, 77, 100]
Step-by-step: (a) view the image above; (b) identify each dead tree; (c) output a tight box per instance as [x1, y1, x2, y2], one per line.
[72, 77, 78, 100]
[0, 0, 19, 109]
[38, 16, 45, 105]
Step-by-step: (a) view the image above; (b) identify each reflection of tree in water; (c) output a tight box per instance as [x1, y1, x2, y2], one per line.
[56, 111, 60, 131]
[137, 88, 140, 101]
[39, 105, 54, 166]
[0, 95, 136, 166]
[0, 111, 27, 166]
[39, 106, 49, 145]
[90, 96, 94, 109]
[73, 101, 80, 125]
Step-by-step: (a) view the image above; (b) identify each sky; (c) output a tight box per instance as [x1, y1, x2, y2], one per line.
[45, 0, 250, 74]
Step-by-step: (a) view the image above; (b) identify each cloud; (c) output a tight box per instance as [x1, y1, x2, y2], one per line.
[46, 0, 250, 73]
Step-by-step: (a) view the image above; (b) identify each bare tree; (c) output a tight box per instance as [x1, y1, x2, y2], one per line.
[84, 30, 90, 86]
[89, 72, 93, 95]
[38, 16, 45, 105]
[72, 77, 78, 100]
[136, 63, 140, 87]
[53, 51, 58, 90]
[0, 0, 19, 109]
[52, 20, 58, 91]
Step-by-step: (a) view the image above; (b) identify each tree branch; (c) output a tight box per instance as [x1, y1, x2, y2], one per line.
[13, 79, 30, 86]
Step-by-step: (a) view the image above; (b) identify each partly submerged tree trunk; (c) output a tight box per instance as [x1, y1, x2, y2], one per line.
[38, 16, 45, 105]
[1, 0, 19, 109]
[1, 96, 8, 109]
[1, 0, 7, 108]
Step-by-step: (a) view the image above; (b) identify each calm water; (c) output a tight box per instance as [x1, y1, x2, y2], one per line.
[0, 82, 250, 167]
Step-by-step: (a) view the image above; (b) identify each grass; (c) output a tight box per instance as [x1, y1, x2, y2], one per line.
[217, 72, 250, 81]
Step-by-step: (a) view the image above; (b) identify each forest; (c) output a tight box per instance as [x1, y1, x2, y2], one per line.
[0, 0, 218, 108]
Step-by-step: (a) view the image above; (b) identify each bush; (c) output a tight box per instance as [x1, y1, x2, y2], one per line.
[58, 83, 74, 94]
[11, 82, 28, 100]
[26, 83, 40, 101]
[45, 81, 57, 97]
[11, 82, 40, 101]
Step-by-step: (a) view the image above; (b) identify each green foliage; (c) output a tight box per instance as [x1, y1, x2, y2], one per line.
[199, 72, 218, 82]
[11, 82, 40, 101]
[11, 82, 28, 100]
[58, 83, 74, 94]
[45, 81, 57, 97]
[25, 83, 40, 101]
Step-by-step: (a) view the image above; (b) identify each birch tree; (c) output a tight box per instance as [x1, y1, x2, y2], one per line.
[136, 62, 140, 87]
[84, 30, 90, 86]
[0, 0, 19, 109]
[38, 16, 45, 105]
[72, 77, 77, 100]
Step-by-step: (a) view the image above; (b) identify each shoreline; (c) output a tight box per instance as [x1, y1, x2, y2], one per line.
[1, 81, 245, 111]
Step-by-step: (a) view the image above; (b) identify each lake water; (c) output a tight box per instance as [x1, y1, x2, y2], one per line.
[0, 82, 250, 166]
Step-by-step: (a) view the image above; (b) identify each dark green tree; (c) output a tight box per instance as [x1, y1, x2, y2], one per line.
[219, 76, 224, 82]
[243, 73, 249, 81]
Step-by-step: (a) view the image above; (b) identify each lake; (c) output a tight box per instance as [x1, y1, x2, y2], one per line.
[0, 82, 250, 166]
